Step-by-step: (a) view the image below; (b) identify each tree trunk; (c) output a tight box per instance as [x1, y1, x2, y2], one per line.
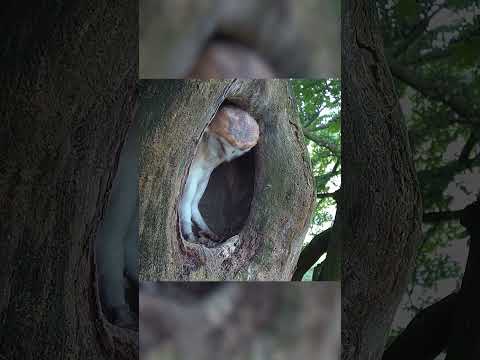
[140, 282, 340, 360]
[342, 1, 423, 359]
[0, 2, 138, 359]
[138, 79, 316, 281]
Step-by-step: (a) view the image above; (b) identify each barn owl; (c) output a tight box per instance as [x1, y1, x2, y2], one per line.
[179, 105, 259, 243]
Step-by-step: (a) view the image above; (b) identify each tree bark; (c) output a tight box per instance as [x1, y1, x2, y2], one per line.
[0, 2, 138, 359]
[342, 1, 423, 359]
[138, 79, 316, 281]
[140, 282, 340, 360]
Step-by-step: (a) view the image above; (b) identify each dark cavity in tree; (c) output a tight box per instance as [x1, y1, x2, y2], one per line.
[199, 150, 255, 241]
[197, 100, 256, 245]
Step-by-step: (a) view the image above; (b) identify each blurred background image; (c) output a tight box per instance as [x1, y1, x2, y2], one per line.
[140, 282, 340, 360]
[139, 0, 340, 78]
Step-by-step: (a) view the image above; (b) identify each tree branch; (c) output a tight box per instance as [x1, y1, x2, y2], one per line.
[459, 131, 478, 164]
[392, 5, 443, 58]
[389, 60, 478, 125]
[405, 24, 480, 66]
[317, 190, 339, 200]
[331, 159, 340, 173]
[423, 209, 463, 223]
[316, 171, 341, 190]
[418, 156, 480, 198]
[292, 228, 332, 281]
[382, 293, 457, 360]
[303, 113, 319, 128]
[302, 128, 339, 154]
[405, 46, 455, 66]
[306, 113, 340, 130]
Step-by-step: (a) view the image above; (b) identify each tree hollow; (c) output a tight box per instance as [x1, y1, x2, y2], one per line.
[139, 79, 315, 281]
[200, 150, 255, 241]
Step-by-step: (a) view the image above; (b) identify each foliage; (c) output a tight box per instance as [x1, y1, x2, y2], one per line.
[291, 79, 341, 280]
[377, 0, 480, 340]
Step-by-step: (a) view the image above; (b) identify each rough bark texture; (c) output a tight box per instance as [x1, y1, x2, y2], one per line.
[140, 282, 340, 360]
[0, 2, 138, 359]
[139, 0, 340, 78]
[138, 79, 315, 281]
[342, 1, 423, 359]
